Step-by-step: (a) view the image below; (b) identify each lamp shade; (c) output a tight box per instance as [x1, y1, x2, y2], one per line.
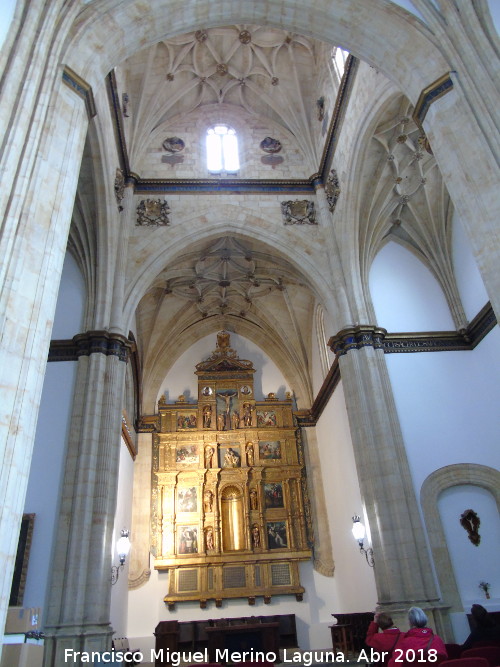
[116, 529, 131, 564]
[351, 516, 366, 542]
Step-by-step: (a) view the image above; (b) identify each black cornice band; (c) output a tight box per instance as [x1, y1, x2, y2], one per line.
[328, 302, 496, 356]
[413, 72, 453, 127]
[62, 66, 97, 119]
[297, 303, 496, 427]
[49, 331, 133, 362]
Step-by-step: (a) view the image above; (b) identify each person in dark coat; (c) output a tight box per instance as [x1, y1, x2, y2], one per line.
[461, 604, 500, 651]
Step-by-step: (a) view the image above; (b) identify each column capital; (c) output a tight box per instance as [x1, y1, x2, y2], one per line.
[49, 330, 133, 362]
[328, 324, 387, 356]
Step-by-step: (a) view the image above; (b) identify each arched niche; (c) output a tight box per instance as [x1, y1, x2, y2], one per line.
[420, 464, 500, 613]
[220, 485, 245, 552]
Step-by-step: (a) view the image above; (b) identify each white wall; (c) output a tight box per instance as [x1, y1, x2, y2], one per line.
[369, 241, 455, 331]
[51, 253, 85, 339]
[157, 332, 290, 403]
[452, 210, 490, 320]
[110, 438, 135, 637]
[386, 331, 500, 495]
[314, 382, 379, 614]
[0, 0, 15, 52]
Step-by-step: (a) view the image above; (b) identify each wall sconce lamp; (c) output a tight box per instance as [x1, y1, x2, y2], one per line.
[352, 515, 374, 567]
[111, 529, 131, 585]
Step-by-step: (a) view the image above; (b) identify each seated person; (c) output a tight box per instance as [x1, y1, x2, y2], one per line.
[366, 612, 402, 666]
[388, 607, 447, 667]
[461, 604, 500, 651]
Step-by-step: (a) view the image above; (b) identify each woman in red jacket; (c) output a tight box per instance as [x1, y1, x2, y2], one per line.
[388, 607, 448, 667]
[365, 612, 402, 667]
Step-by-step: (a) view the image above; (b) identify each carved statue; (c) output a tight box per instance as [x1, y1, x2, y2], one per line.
[249, 488, 258, 510]
[224, 447, 240, 468]
[217, 413, 225, 431]
[246, 442, 254, 466]
[251, 524, 261, 548]
[204, 490, 213, 513]
[204, 445, 214, 468]
[232, 411, 239, 430]
[217, 390, 237, 418]
[242, 403, 253, 427]
[203, 404, 212, 428]
[205, 527, 214, 551]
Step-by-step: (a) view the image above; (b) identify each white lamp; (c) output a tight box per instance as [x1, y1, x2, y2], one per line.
[352, 515, 374, 567]
[111, 529, 131, 584]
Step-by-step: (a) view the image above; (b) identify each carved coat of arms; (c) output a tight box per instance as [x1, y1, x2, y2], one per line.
[114, 168, 125, 211]
[136, 199, 171, 226]
[281, 200, 316, 225]
[325, 169, 341, 212]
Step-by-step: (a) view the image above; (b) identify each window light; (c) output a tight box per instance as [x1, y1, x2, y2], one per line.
[206, 125, 240, 173]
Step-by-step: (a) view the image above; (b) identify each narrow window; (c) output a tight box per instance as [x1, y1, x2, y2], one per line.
[332, 46, 349, 81]
[206, 125, 240, 174]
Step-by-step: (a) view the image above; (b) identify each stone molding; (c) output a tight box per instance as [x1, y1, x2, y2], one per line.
[62, 66, 97, 119]
[297, 302, 496, 427]
[48, 330, 133, 362]
[413, 72, 453, 127]
[329, 325, 386, 356]
[420, 463, 500, 613]
[128, 568, 152, 590]
[328, 302, 496, 356]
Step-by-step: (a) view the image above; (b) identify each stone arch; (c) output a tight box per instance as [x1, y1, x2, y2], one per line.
[420, 463, 500, 612]
[124, 215, 340, 330]
[64, 0, 447, 103]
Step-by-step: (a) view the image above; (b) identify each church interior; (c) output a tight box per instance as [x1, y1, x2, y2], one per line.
[1, 1, 500, 665]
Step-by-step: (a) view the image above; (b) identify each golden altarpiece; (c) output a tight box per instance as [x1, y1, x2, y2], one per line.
[150, 332, 313, 609]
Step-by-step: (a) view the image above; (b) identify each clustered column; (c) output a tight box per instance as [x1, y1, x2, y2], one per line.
[43, 333, 132, 666]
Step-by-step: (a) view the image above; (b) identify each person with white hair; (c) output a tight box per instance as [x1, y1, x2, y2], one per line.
[388, 607, 447, 667]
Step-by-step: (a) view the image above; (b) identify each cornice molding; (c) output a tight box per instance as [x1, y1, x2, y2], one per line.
[122, 412, 137, 460]
[294, 358, 341, 427]
[62, 66, 97, 119]
[328, 303, 496, 356]
[298, 302, 497, 427]
[328, 325, 386, 357]
[48, 330, 133, 362]
[413, 72, 453, 127]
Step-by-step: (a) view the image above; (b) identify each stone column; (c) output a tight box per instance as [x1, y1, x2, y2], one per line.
[329, 326, 452, 639]
[42, 332, 132, 666]
[0, 79, 88, 646]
